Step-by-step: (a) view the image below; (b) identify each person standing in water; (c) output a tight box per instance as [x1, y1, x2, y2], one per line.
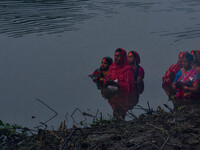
[104, 48, 135, 93]
[172, 53, 200, 100]
[128, 51, 145, 95]
[90, 57, 113, 82]
[103, 48, 136, 120]
[162, 51, 187, 99]
[191, 50, 200, 73]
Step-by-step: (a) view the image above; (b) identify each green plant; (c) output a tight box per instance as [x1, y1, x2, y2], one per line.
[0, 120, 29, 146]
[177, 105, 186, 112]
[89, 118, 117, 127]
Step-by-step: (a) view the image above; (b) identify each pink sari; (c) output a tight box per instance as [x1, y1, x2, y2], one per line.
[105, 48, 135, 93]
[162, 62, 181, 96]
[162, 52, 188, 96]
[175, 69, 200, 99]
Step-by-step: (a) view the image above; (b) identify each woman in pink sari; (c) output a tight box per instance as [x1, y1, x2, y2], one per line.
[162, 51, 188, 98]
[173, 53, 200, 100]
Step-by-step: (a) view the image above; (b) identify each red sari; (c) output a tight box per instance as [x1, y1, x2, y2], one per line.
[162, 62, 180, 96]
[105, 48, 135, 93]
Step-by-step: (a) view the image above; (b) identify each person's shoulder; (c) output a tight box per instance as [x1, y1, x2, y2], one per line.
[138, 65, 144, 74]
[123, 65, 134, 73]
[138, 65, 144, 71]
[138, 65, 145, 77]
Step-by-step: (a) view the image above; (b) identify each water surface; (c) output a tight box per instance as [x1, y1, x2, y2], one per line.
[0, 0, 200, 129]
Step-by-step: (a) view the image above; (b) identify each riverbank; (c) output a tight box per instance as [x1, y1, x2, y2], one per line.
[2, 107, 200, 150]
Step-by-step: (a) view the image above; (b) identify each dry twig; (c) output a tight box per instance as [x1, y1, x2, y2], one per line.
[160, 135, 170, 150]
[35, 98, 58, 127]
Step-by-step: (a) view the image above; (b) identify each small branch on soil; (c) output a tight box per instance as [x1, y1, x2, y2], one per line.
[48, 130, 64, 143]
[190, 133, 200, 140]
[83, 131, 117, 135]
[147, 123, 168, 134]
[149, 142, 160, 150]
[160, 135, 170, 150]
[60, 128, 81, 150]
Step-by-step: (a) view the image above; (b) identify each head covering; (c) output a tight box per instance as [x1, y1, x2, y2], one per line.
[105, 48, 135, 92]
[107, 48, 131, 80]
[115, 48, 128, 65]
[129, 50, 140, 64]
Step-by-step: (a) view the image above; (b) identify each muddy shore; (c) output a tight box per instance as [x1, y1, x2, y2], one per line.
[2, 105, 200, 150]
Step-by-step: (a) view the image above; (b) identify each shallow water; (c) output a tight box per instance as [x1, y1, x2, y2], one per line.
[0, 0, 200, 129]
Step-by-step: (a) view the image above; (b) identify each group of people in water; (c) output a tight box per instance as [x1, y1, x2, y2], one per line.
[89, 48, 144, 120]
[89, 48, 200, 120]
[162, 50, 200, 101]
[90, 48, 144, 96]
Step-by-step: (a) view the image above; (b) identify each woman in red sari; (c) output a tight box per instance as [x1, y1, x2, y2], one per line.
[162, 51, 188, 98]
[105, 48, 135, 93]
[103, 48, 136, 120]
[128, 50, 145, 94]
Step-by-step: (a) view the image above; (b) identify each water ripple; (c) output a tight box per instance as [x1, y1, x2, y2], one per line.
[1, 0, 200, 40]
[0, 0, 97, 37]
[0, 0, 163, 38]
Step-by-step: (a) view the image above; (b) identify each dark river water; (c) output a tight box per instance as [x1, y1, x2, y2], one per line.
[1, 0, 200, 129]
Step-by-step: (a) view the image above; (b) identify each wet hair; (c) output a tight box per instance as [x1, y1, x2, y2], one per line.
[115, 48, 122, 53]
[103, 57, 113, 66]
[183, 53, 193, 62]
